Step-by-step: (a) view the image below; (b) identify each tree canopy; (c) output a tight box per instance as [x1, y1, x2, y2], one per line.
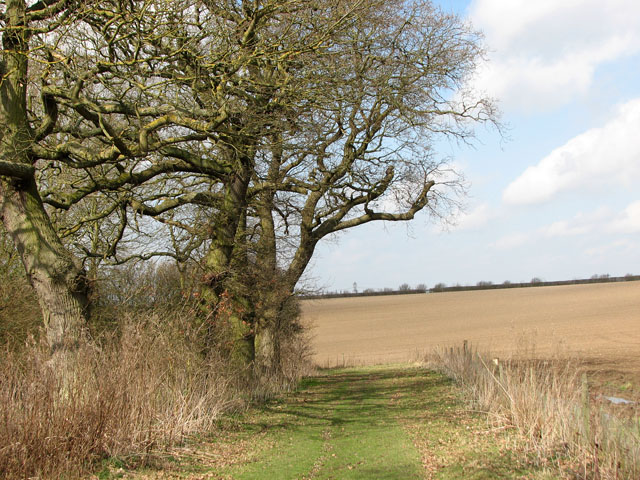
[0, 0, 497, 366]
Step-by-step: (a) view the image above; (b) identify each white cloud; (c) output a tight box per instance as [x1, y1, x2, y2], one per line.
[490, 232, 529, 249]
[451, 203, 492, 231]
[540, 207, 611, 238]
[542, 220, 591, 238]
[490, 201, 640, 251]
[468, 0, 640, 112]
[607, 201, 640, 233]
[585, 238, 638, 257]
[503, 99, 640, 205]
[495, 202, 640, 253]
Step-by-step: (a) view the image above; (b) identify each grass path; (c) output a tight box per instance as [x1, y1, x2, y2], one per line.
[116, 365, 558, 479]
[225, 367, 425, 479]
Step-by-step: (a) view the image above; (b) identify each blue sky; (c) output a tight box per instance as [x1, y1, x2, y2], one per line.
[306, 0, 640, 292]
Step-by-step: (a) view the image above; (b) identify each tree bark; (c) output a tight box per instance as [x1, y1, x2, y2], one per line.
[0, 180, 89, 351]
[201, 150, 255, 365]
[0, 0, 89, 352]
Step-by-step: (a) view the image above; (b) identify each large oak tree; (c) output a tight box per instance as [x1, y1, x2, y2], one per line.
[1, 0, 497, 368]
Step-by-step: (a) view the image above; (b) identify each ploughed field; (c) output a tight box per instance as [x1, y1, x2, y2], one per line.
[302, 281, 640, 378]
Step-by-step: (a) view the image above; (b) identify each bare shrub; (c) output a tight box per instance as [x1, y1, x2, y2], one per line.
[88, 261, 192, 338]
[426, 346, 640, 479]
[250, 332, 315, 403]
[0, 309, 240, 480]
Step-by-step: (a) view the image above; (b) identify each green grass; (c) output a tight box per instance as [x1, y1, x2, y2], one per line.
[117, 365, 562, 479]
[225, 366, 424, 480]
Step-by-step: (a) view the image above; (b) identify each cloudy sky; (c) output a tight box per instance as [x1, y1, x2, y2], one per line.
[307, 0, 640, 292]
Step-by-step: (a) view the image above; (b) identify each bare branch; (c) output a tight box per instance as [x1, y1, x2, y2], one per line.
[0, 160, 35, 180]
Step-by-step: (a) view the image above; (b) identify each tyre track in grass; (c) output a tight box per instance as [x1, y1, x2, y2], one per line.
[215, 366, 558, 479]
[224, 367, 424, 480]
[116, 365, 561, 479]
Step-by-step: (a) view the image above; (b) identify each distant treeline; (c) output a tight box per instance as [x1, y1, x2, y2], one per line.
[430, 274, 640, 293]
[301, 288, 427, 300]
[301, 274, 640, 299]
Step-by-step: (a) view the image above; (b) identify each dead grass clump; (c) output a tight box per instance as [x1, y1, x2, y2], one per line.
[427, 345, 640, 479]
[0, 310, 240, 480]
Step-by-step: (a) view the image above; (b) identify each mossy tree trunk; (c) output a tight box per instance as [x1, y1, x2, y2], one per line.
[0, 181, 89, 351]
[0, 0, 89, 353]
[201, 148, 255, 365]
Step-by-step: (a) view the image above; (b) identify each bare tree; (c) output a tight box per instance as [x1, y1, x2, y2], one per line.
[232, 0, 497, 367]
[75, 0, 496, 368]
[123, 0, 498, 367]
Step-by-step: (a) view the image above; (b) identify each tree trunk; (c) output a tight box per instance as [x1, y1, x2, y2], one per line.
[201, 153, 255, 364]
[231, 319, 255, 366]
[0, 179, 89, 351]
[255, 318, 281, 373]
[0, 0, 89, 352]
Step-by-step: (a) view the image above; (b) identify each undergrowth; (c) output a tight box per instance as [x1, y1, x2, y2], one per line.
[426, 345, 640, 479]
[0, 307, 311, 479]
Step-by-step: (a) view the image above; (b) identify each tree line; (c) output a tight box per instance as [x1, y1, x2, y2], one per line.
[430, 274, 640, 293]
[304, 274, 640, 299]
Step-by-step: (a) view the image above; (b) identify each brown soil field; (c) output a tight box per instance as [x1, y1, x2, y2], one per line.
[302, 282, 640, 387]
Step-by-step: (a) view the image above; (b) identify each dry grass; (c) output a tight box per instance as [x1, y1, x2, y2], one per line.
[426, 345, 640, 479]
[0, 299, 315, 480]
[0, 310, 240, 480]
[249, 330, 317, 403]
